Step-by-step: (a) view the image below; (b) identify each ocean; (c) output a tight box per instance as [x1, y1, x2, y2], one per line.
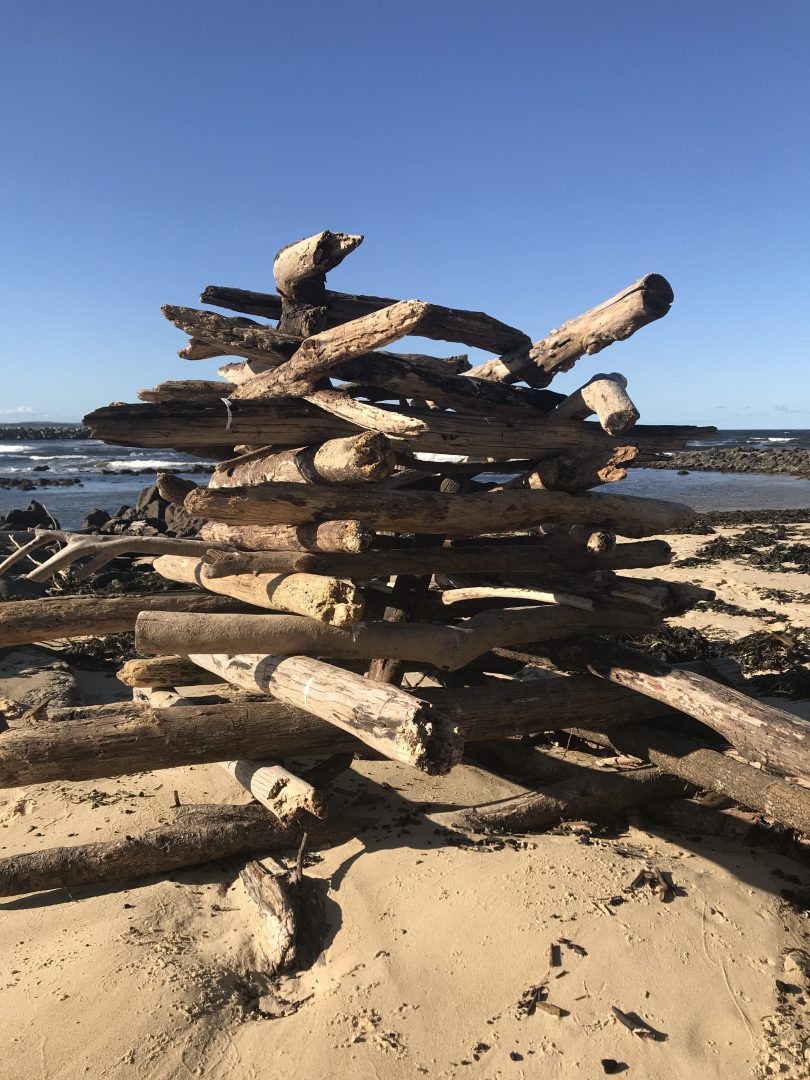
[1, 429, 809, 529]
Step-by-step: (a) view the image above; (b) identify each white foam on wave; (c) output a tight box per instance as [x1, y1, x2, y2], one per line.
[765, 437, 795, 443]
[0, 444, 32, 453]
[102, 459, 211, 471]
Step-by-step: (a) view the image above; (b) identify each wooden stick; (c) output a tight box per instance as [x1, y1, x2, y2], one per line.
[440, 586, 594, 611]
[468, 274, 674, 385]
[162, 306, 299, 364]
[552, 373, 640, 435]
[25, 534, 225, 583]
[0, 592, 250, 649]
[0, 675, 669, 787]
[302, 388, 428, 436]
[182, 477, 694, 538]
[0, 533, 60, 577]
[199, 520, 375, 554]
[552, 640, 810, 781]
[200, 284, 532, 354]
[152, 554, 364, 626]
[578, 724, 810, 835]
[199, 538, 672, 578]
[139, 379, 235, 403]
[210, 432, 396, 488]
[135, 605, 661, 672]
[221, 759, 325, 822]
[185, 653, 462, 775]
[0, 805, 347, 897]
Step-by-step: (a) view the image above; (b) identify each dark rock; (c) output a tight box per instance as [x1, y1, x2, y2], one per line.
[0, 500, 60, 530]
[164, 503, 206, 538]
[0, 577, 48, 600]
[32, 464, 50, 472]
[81, 507, 111, 530]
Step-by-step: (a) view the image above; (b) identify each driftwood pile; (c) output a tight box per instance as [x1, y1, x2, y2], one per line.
[1, 231, 808, 929]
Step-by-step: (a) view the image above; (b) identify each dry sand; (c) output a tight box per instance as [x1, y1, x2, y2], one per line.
[0, 525, 808, 1079]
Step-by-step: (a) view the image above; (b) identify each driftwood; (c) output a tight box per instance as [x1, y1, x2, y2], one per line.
[135, 606, 660, 671]
[0, 592, 249, 649]
[303, 388, 428, 437]
[237, 300, 431, 399]
[469, 274, 674, 385]
[200, 520, 374, 554]
[117, 655, 211, 688]
[0, 804, 347, 897]
[222, 759, 325, 822]
[180, 478, 694, 538]
[553, 640, 810, 781]
[552, 373, 640, 435]
[24, 533, 225, 584]
[152, 554, 364, 626]
[273, 230, 363, 298]
[199, 538, 672, 579]
[210, 432, 396, 488]
[576, 724, 810, 835]
[161, 306, 299, 364]
[241, 854, 304, 974]
[0, 675, 668, 787]
[185, 652, 462, 774]
[200, 283, 532, 354]
[471, 761, 687, 830]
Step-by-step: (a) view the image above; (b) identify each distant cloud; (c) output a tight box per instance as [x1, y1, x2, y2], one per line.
[0, 405, 34, 415]
[774, 404, 810, 415]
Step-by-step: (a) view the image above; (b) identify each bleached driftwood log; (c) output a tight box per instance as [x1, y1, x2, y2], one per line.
[199, 520, 374, 554]
[185, 653, 462, 775]
[551, 373, 640, 435]
[210, 432, 396, 487]
[118, 655, 210, 688]
[468, 274, 674, 385]
[273, 230, 363, 298]
[152, 554, 364, 626]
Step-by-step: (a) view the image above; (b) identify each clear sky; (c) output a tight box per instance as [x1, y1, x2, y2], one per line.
[1, 1, 808, 427]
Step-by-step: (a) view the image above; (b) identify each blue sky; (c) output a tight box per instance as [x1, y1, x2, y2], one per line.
[1, 1, 808, 427]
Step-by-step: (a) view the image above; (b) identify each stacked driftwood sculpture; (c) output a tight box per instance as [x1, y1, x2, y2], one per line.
[1, 230, 808, 916]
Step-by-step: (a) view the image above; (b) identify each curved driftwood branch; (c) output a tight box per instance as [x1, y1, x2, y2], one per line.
[25, 534, 224, 583]
[273, 230, 363, 297]
[152, 554, 364, 626]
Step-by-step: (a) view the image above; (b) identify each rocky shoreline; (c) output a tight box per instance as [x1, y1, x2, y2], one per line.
[0, 422, 89, 440]
[639, 446, 810, 478]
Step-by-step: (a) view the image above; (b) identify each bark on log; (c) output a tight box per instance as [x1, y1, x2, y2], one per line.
[0, 804, 347, 897]
[198, 537, 672, 577]
[136, 605, 660, 671]
[552, 373, 640, 435]
[468, 274, 674, 385]
[199, 520, 374, 554]
[0, 592, 249, 649]
[139, 379, 235, 403]
[580, 724, 810, 835]
[183, 479, 694, 539]
[117, 655, 211, 688]
[200, 284, 532, 354]
[552, 640, 810, 781]
[152, 554, 364, 627]
[247, 301, 431, 398]
[273, 230, 363, 298]
[470, 762, 687, 830]
[185, 653, 462, 775]
[210, 432, 396, 488]
[0, 675, 669, 787]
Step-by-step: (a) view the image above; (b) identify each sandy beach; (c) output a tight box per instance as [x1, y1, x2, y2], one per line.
[1, 517, 808, 1080]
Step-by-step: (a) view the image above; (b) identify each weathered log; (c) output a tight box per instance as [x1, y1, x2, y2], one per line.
[552, 640, 810, 781]
[162, 306, 299, 364]
[366, 575, 428, 686]
[117, 655, 211, 688]
[0, 675, 670, 787]
[241, 856, 301, 974]
[200, 538, 672, 578]
[552, 373, 640, 435]
[569, 524, 616, 555]
[303, 388, 428, 436]
[185, 653, 462, 775]
[183, 478, 694, 539]
[470, 762, 687, 830]
[0, 592, 249, 649]
[219, 350, 473, 388]
[210, 432, 396, 488]
[468, 274, 674, 385]
[0, 805, 347, 897]
[199, 520, 374, 554]
[83, 401, 712, 459]
[136, 605, 660, 671]
[152, 554, 364, 627]
[200, 284, 532, 354]
[244, 300, 431, 398]
[139, 379, 235, 403]
[180, 339, 225, 360]
[222, 759, 325, 821]
[577, 724, 810, 835]
[274, 230, 363, 298]
[528, 445, 638, 493]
